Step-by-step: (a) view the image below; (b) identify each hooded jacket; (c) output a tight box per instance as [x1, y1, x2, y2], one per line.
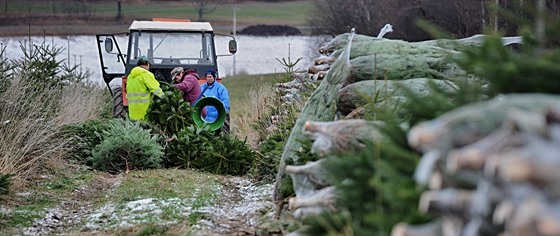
[173, 69, 202, 106]
[200, 81, 229, 122]
[126, 66, 163, 120]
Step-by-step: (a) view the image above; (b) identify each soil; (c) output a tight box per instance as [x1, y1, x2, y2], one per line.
[239, 25, 302, 36]
[19, 173, 282, 235]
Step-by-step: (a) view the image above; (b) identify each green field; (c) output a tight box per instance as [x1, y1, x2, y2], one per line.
[1, 0, 314, 33]
[222, 73, 285, 118]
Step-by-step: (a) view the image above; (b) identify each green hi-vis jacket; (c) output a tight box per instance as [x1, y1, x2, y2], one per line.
[126, 66, 164, 120]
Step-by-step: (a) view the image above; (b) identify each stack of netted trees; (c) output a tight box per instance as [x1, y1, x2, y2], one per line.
[274, 26, 559, 235]
[277, 30, 511, 204]
[277, 30, 466, 220]
[398, 94, 560, 236]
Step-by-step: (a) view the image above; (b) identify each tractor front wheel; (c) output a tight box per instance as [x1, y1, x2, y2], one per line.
[112, 86, 128, 119]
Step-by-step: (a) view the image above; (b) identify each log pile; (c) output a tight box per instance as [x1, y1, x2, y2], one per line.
[273, 29, 356, 202]
[393, 94, 560, 236]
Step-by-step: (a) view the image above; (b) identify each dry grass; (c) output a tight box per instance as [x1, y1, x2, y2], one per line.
[232, 83, 276, 148]
[55, 82, 107, 126]
[0, 76, 106, 191]
[232, 80, 306, 150]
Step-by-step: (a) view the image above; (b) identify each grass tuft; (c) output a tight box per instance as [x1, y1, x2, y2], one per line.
[0, 49, 107, 193]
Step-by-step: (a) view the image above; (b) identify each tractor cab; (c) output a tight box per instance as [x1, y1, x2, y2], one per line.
[95, 19, 237, 118]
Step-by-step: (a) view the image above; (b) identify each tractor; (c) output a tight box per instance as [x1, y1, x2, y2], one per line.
[95, 19, 237, 119]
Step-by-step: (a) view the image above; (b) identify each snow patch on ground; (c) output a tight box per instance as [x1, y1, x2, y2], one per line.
[21, 175, 276, 235]
[85, 197, 195, 230]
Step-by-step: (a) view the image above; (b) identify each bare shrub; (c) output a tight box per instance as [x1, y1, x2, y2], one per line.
[0, 76, 106, 191]
[308, 0, 482, 40]
[54, 82, 106, 126]
[0, 76, 65, 189]
[309, 0, 559, 41]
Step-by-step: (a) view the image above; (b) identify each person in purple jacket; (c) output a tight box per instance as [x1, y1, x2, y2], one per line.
[170, 67, 202, 106]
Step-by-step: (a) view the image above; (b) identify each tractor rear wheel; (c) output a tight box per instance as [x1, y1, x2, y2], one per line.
[112, 86, 128, 119]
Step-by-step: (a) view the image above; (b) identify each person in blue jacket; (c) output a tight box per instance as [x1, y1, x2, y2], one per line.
[200, 69, 230, 134]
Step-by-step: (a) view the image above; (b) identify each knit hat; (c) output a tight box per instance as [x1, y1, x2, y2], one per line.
[185, 68, 197, 74]
[205, 69, 216, 78]
[170, 67, 184, 78]
[137, 55, 151, 66]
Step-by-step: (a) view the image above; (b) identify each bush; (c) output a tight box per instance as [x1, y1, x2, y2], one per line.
[89, 120, 163, 173]
[166, 126, 255, 175]
[63, 119, 108, 165]
[249, 137, 283, 182]
[146, 84, 194, 137]
[209, 134, 255, 175]
[165, 126, 214, 168]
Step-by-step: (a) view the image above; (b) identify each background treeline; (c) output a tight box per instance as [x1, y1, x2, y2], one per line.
[5, 0, 559, 41]
[309, 0, 560, 41]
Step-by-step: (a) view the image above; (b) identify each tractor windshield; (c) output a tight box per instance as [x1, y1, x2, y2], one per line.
[128, 31, 215, 66]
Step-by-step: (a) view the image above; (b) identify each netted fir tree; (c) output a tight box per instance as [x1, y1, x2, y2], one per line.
[298, 2, 559, 236]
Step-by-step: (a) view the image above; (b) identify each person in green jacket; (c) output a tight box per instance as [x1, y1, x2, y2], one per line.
[126, 56, 164, 121]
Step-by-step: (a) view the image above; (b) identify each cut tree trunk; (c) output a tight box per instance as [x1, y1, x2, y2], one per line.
[303, 119, 383, 156]
[408, 94, 560, 153]
[397, 95, 560, 236]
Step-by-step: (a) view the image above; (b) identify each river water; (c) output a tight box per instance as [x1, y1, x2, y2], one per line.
[1, 35, 330, 85]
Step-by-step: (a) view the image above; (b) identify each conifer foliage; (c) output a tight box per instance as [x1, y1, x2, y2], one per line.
[89, 119, 163, 173]
[456, 1, 560, 95]
[65, 84, 255, 175]
[165, 126, 255, 175]
[456, 34, 560, 95]
[146, 83, 194, 136]
[143, 85, 255, 175]
[297, 2, 559, 235]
